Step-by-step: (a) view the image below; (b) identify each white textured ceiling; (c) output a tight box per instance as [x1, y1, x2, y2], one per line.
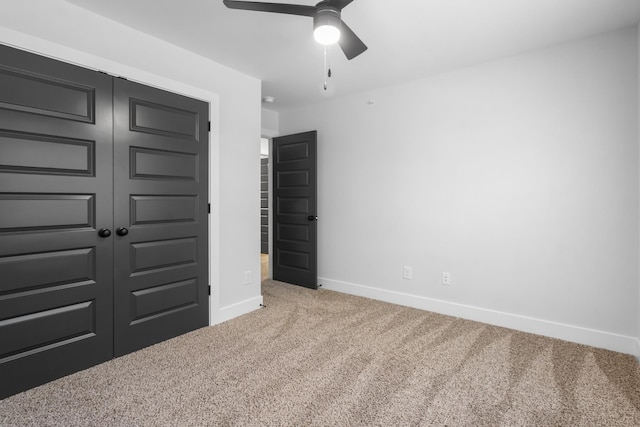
[64, 0, 640, 111]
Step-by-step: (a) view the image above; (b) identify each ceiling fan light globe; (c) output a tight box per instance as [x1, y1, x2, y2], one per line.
[314, 25, 340, 45]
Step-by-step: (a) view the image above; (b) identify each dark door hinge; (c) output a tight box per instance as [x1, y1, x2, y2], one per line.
[208, 121, 211, 132]
[208, 285, 211, 296]
[208, 203, 211, 214]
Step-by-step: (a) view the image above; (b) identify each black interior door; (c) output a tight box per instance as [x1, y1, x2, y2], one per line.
[112, 78, 209, 356]
[0, 45, 114, 398]
[272, 131, 318, 289]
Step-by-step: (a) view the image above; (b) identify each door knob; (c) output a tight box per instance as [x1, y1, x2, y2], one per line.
[116, 227, 129, 236]
[98, 228, 111, 238]
[307, 215, 317, 221]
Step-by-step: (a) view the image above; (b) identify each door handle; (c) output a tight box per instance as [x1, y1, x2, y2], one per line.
[307, 215, 317, 221]
[116, 227, 129, 236]
[98, 228, 112, 238]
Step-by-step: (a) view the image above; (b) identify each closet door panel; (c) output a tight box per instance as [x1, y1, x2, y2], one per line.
[0, 44, 114, 399]
[113, 78, 208, 357]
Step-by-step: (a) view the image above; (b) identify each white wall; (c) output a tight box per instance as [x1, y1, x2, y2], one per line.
[262, 107, 280, 138]
[280, 27, 640, 356]
[637, 23, 640, 359]
[0, 0, 263, 323]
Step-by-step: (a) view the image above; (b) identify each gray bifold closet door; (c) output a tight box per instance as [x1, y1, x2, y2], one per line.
[0, 44, 209, 399]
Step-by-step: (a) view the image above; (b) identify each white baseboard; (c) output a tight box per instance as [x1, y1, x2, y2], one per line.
[211, 295, 263, 325]
[320, 277, 640, 358]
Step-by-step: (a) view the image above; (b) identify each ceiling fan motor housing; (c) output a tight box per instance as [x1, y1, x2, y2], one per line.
[313, 5, 342, 32]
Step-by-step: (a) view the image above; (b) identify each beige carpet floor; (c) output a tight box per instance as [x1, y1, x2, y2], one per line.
[1, 280, 639, 426]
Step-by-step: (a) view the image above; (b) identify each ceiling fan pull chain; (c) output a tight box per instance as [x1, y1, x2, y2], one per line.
[323, 45, 328, 90]
[328, 45, 332, 78]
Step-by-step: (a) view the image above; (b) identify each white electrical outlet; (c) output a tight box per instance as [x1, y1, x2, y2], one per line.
[244, 270, 252, 285]
[442, 272, 451, 285]
[403, 266, 412, 280]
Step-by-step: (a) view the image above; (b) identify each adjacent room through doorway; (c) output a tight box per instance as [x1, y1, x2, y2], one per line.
[260, 137, 269, 282]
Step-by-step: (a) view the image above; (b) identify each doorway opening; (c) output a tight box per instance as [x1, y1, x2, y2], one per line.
[260, 137, 270, 282]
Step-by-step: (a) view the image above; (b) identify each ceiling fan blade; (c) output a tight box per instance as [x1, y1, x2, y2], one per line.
[338, 20, 367, 60]
[327, 0, 354, 10]
[223, 1, 316, 17]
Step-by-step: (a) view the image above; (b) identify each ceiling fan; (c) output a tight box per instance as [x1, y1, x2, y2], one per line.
[223, 0, 368, 60]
